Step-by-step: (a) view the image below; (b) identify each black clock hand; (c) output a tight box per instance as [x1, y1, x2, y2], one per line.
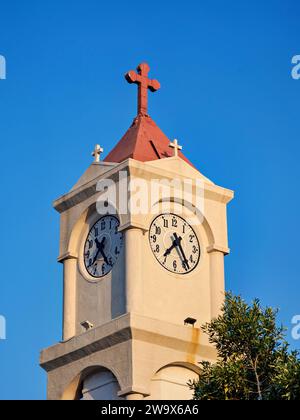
[163, 235, 180, 257]
[173, 233, 190, 270]
[99, 247, 111, 266]
[95, 237, 112, 266]
[89, 237, 106, 267]
[163, 234, 184, 258]
[163, 241, 176, 257]
[95, 237, 106, 249]
[87, 239, 103, 268]
[163, 233, 185, 257]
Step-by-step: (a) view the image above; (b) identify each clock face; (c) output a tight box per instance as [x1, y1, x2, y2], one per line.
[149, 214, 200, 274]
[84, 216, 123, 279]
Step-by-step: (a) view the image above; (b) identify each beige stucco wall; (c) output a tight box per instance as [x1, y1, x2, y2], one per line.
[40, 156, 233, 400]
[145, 366, 199, 400]
[40, 313, 217, 400]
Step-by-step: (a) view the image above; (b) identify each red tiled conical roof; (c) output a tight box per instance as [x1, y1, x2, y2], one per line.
[104, 114, 193, 167]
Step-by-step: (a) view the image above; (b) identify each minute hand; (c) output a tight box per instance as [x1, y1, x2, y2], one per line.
[174, 233, 190, 270]
[99, 247, 111, 266]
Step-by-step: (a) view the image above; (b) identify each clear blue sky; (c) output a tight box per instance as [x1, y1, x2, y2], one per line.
[0, 0, 299, 400]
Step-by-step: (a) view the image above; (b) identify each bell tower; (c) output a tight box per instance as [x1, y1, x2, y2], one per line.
[40, 63, 234, 400]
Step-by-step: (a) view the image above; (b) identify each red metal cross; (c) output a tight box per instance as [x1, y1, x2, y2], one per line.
[125, 63, 161, 116]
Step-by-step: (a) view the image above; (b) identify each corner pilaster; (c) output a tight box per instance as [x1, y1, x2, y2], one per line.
[58, 252, 78, 341]
[207, 245, 230, 319]
[123, 227, 144, 314]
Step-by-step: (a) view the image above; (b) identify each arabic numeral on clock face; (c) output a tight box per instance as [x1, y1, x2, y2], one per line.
[189, 234, 195, 243]
[149, 214, 201, 275]
[84, 216, 123, 279]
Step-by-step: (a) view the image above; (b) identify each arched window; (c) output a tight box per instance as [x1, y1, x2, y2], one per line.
[146, 364, 199, 400]
[78, 367, 123, 400]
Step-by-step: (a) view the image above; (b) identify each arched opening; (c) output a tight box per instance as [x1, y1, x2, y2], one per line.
[80, 367, 122, 400]
[62, 366, 123, 400]
[146, 363, 200, 401]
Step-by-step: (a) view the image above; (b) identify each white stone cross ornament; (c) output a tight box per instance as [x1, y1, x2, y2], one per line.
[169, 139, 182, 157]
[92, 144, 104, 163]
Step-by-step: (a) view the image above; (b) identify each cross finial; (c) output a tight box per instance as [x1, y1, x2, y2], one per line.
[125, 62, 161, 116]
[92, 144, 104, 163]
[169, 139, 182, 157]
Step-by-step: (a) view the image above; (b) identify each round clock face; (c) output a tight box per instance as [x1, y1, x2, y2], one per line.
[84, 216, 123, 279]
[149, 214, 200, 274]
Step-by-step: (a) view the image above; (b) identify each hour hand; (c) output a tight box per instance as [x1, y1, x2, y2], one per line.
[95, 237, 112, 266]
[89, 237, 105, 266]
[164, 241, 176, 257]
[99, 247, 111, 266]
[163, 233, 182, 257]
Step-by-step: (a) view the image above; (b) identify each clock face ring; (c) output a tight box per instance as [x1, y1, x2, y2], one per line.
[83, 215, 123, 279]
[149, 213, 201, 275]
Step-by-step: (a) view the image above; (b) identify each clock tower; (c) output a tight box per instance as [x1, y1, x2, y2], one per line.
[40, 63, 234, 400]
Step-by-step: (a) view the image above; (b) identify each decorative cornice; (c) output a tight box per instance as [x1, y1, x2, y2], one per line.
[40, 313, 216, 373]
[40, 326, 132, 373]
[207, 244, 230, 255]
[57, 252, 78, 263]
[118, 221, 149, 233]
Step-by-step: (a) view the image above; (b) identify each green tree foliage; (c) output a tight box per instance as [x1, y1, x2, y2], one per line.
[190, 293, 300, 400]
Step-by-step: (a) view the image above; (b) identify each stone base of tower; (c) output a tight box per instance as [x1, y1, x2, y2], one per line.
[40, 313, 217, 400]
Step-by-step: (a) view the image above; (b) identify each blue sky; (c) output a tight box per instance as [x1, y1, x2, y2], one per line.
[0, 0, 299, 400]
